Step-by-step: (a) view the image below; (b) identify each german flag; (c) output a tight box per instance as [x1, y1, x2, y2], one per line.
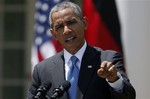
[83, 0, 123, 53]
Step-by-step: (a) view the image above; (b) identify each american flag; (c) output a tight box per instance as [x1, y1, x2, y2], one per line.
[31, 0, 64, 71]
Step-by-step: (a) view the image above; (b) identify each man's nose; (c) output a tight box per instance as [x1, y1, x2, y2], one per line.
[63, 25, 71, 35]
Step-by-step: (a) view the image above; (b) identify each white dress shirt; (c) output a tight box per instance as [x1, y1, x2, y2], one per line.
[64, 41, 87, 80]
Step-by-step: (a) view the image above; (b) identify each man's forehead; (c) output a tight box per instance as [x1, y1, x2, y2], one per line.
[52, 15, 79, 26]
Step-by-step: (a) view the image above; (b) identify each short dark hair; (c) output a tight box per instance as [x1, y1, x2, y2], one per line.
[49, 1, 83, 27]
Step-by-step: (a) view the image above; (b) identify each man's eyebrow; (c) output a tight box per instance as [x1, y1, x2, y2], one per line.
[53, 17, 78, 27]
[54, 21, 63, 27]
[65, 17, 78, 22]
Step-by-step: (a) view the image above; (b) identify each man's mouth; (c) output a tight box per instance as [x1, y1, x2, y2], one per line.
[65, 36, 76, 42]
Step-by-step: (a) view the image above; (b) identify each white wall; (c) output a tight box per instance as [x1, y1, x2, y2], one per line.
[116, 0, 150, 99]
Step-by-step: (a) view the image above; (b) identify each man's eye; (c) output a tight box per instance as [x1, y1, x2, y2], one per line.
[67, 20, 77, 25]
[55, 25, 63, 30]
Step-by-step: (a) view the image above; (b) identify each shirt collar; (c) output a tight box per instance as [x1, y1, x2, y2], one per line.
[64, 41, 87, 64]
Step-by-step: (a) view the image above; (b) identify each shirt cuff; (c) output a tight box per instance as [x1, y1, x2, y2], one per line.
[107, 72, 124, 92]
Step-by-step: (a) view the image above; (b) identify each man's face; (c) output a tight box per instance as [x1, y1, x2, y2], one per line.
[50, 8, 88, 54]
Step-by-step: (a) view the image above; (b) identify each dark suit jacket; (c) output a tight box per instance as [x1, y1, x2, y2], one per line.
[27, 45, 136, 99]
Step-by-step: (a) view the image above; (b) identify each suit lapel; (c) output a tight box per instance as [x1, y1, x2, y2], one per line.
[51, 53, 65, 84]
[77, 45, 101, 99]
[50, 52, 69, 99]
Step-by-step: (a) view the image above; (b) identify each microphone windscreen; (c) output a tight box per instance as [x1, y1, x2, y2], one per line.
[36, 81, 52, 97]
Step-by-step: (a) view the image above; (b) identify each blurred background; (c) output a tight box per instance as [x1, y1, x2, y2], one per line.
[0, 0, 149, 99]
[0, 0, 34, 99]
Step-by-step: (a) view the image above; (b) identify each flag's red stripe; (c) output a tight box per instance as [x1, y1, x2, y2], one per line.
[38, 49, 44, 62]
[52, 39, 63, 53]
[83, 0, 121, 52]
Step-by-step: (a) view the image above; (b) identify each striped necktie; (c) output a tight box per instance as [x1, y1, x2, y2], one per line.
[67, 56, 79, 99]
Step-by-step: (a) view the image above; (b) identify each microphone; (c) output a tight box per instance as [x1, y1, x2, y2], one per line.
[51, 81, 71, 99]
[34, 81, 52, 99]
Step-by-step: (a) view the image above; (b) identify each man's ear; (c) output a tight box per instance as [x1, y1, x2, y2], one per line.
[82, 16, 88, 30]
[50, 29, 58, 40]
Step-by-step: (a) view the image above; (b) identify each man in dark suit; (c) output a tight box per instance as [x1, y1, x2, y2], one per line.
[27, 1, 136, 99]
